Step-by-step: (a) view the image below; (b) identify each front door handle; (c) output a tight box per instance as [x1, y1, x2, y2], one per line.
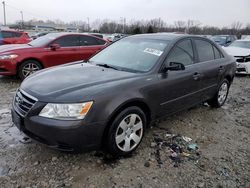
[193, 72, 201, 81]
[218, 66, 224, 72]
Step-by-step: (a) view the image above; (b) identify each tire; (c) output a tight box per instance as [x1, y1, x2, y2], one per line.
[18, 60, 42, 80]
[106, 106, 146, 157]
[207, 79, 230, 108]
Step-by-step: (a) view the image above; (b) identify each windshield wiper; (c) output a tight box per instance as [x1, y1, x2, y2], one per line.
[96, 63, 119, 70]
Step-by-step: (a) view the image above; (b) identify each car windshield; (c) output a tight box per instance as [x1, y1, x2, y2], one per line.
[90, 38, 169, 72]
[229, 41, 250, 49]
[28, 33, 59, 47]
[211, 36, 227, 44]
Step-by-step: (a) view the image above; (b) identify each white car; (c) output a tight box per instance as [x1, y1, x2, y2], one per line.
[224, 39, 250, 74]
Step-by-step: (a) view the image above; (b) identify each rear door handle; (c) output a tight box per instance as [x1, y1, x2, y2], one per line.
[193, 72, 201, 81]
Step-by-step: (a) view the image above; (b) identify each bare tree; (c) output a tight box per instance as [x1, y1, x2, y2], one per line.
[231, 21, 242, 31]
[174, 21, 186, 32]
[185, 20, 201, 34]
[7, 18, 250, 36]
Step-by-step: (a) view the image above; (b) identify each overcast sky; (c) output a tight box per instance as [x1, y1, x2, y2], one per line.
[1, 0, 250, 27]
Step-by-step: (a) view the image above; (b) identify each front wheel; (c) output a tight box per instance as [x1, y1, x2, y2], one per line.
[106, 106, 146, 156]
[18, 60, 42, 80]
[208, 79, 230, 108]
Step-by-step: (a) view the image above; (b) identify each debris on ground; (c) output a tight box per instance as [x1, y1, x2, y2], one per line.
[19, 136, 32, 144]
[151, 132, 201, 167]
[144, 161, 150, 167]
[188, 143, 198, 151]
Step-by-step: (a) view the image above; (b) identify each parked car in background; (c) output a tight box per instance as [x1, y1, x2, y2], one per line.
[224, 39, 250, 74]
[104, 35, 115, 42]
[210, 35, 237, 46]
[11, 34, 236, 156]
[241, 35, 250, 39]
[104, 34, 127, 42]
[0, 33, 108, 79]
[31, 32, 49, 40]
[0, 31, 3, 45]
[0, 30, 31, 45]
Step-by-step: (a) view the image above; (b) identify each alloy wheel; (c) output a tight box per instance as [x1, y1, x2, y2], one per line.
[22, 63, 40, 78]
[218, 82, 228, 105]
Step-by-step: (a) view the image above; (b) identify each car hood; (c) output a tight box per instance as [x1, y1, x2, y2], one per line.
[223, 46, 250, 57]
[21, 63, 138, 102]
[0, 44, 31, 53]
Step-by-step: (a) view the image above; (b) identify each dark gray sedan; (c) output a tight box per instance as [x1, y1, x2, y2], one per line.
[11, 34, 236, 156]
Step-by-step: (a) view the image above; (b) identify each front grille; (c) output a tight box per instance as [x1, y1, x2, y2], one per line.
[237, 68, 246, 72]
[14, 89, 37, 117]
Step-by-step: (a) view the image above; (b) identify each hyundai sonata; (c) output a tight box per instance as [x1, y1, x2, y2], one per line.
[12, 34, 236, 156]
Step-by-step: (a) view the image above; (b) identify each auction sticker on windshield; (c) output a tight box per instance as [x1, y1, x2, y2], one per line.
[143, 48, 163, 56]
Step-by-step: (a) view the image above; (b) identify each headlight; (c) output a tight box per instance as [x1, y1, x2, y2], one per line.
[0, 54, 19, 60]
[39, 101, 93, 120]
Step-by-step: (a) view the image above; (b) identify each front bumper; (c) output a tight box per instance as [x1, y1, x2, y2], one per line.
[0, 59, 18, 75]
[11, 104, 107, 152]
[236, 62, 250, 74]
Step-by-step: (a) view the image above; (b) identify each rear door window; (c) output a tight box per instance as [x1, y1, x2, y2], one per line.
[213, 46, 223, 59]
[53, 35, 80, 47]
[195, 39, 214, 62]
[13, 32, 22, 37]
[79, 35, 101, 46]
[95, 38, 106, 45]
[166, 39, 194, 66]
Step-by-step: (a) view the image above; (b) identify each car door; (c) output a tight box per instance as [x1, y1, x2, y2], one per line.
[79, 35, 106, 60]
[157, 38, 204, 117]
[193, 38, 224, 101]
[43, 35, 81, 66]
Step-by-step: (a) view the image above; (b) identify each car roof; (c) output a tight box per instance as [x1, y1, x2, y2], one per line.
[128, 33, 188, 41]
[235, 39, 250, 42]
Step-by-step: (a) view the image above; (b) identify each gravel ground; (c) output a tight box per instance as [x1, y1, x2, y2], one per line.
[0, 75, 249, 188]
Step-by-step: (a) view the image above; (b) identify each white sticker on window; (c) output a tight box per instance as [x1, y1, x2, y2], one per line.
[143, 48, 163, 56]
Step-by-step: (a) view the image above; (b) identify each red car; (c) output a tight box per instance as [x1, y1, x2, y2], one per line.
[0, 30, 31, 45]
[0, 33, 108, 79]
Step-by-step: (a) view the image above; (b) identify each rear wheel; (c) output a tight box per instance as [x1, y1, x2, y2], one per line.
[106, 106, 146, 156]
[18, 60, 42, 80]
[208, 79, 230, 108]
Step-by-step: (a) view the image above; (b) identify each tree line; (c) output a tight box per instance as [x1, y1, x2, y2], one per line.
[11, 18, 250, 37]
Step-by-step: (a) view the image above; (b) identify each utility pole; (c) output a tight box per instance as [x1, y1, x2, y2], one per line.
[2, 1, 6, 26]
[120, 17, 126, 33]
[20, 11, 24, 29]
[123, 17, 126, 34]
[87, 17, 90, 32]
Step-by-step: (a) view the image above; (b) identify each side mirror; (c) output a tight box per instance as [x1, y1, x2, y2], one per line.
[50, 43, 60, 50]
[226, 40, 231, 44]
[164, 62, 185, 72]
